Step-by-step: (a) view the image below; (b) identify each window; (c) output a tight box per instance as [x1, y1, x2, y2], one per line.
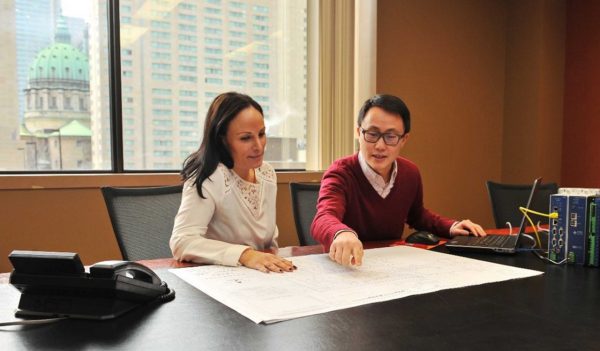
[230, 21, 246, 29]
[179, 65, 197, 72]
[178, 34, 197, 42]
[179, 44, 197, 52]
[205, 7, 221, 15]
[179, 54, 197, 63]
[151, 20, 170, 29]
[253, 53, 268, 61]
[205, 57, 222, 66]
[205, 77, 223, 85]
[152, 88, 172, 95]
[229, 40, 245, 48]
[229, 60, 245, 68]
[179, 100, 196, 106]
[178, 24, 197, 32]
[151, 31, 170, 40]
[205, 17, 222, 26]
[253, 33, 268, 41]
[205, 67, 222, 75]
[152, 52, 171, 60]
[205, 47, 222, 55]
[180, 3, 197, 11]
[152, 63, 171, 70]
[230, 11, 244, 19]
[151, 41, 171, 49]
[180, 130, 198, 137]
[180, 90, 197, 97]
[178, 14, 196, 21]
[253, 72, 268, 79]
[153, 129, 172, 136]
[180, 111, 197, 117]
[253, 24, 268, 32]
[253, 5, 269, 14]
[180, 75, 197, 82]
[1, 0, 319, 172]
[153, 98, 172, 105]
[230, 1, 245, 9]
[152, 73, 171, 81]
[205, 27, 222, 35]
[205, 37, 222, 46]
[180, 121, 198, 128]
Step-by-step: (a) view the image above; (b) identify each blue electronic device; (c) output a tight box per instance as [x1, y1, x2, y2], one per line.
[587, 198, 599, 267]
[566, 195, 589, 265]
[548, 194, 568, 263]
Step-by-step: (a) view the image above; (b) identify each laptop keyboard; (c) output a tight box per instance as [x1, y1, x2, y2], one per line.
[464, 235, 511, 247]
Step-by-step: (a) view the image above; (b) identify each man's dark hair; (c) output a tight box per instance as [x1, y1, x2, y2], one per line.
[357, 94, 411, 134]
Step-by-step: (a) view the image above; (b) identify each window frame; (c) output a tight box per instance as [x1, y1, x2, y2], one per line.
[1, 0, 375, 175]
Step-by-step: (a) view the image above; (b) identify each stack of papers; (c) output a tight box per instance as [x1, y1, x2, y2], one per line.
[170, 246, 542, 324]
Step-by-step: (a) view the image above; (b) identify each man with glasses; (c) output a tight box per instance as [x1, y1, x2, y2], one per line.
[311, 94, 486, 266]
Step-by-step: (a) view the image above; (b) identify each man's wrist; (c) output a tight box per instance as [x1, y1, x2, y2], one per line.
[449, 221, 461, 236]
[333, 229, 358, 241]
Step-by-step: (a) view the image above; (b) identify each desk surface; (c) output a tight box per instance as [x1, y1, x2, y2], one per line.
[1, 243, 598, 351]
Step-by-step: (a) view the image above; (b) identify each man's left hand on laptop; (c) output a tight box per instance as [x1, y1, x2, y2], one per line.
[450, 219, 486, 237]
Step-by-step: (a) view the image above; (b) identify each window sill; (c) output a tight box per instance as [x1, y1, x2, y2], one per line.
[0, 171, 323, 190]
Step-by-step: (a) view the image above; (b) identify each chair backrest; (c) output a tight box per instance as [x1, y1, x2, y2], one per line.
[289, 182, 321, 246]
[101, 185, 183, 261]
[486, 180, 558, 229]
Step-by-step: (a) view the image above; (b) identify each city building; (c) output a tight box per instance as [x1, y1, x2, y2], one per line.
[0, 1, 24, 170]
[89, 0, 307, 170]
[21, 16, 92, 170]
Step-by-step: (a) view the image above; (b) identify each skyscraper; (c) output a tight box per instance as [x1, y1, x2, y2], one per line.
[0, 1, 24, 170]
[89, 0, 307, 170]
[14, 0, 61, 122]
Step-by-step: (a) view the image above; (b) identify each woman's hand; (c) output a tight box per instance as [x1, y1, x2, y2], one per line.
[239, 249, 297, 273]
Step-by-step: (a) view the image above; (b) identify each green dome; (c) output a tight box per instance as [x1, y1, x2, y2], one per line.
[28, 42, 89, 82]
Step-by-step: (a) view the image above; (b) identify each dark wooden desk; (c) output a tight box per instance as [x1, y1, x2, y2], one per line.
[1, 242, 598, 350]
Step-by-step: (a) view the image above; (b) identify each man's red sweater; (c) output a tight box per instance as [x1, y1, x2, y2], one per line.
[311, 154, 455, 249]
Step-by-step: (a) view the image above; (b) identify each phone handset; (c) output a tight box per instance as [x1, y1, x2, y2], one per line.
[90, 261, 162, 285]
[90, 260, 175, 303]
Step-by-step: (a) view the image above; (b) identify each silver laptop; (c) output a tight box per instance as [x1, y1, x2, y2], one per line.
[445, 177, 541, 254]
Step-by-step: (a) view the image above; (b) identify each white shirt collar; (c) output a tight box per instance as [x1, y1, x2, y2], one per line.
[358, 152, 397, 198]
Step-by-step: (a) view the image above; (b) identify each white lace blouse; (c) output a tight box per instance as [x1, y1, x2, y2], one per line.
[170, 162, 279, 266]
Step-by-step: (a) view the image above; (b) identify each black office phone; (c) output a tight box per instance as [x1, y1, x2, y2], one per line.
[8, 250, 175, 320]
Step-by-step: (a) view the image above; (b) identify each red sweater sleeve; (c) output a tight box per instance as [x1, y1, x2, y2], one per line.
[310, 164, 355, 249]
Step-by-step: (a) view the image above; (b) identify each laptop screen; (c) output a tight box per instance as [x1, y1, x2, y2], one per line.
[515, 177, 542, 235]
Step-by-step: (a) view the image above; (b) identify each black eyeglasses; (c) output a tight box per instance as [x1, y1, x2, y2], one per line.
[360, 128, 405, 146]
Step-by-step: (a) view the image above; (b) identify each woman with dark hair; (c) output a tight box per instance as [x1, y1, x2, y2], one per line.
[170, 92, 295, 273]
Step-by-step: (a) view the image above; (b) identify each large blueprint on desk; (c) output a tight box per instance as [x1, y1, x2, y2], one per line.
[170, 246, 542, 324]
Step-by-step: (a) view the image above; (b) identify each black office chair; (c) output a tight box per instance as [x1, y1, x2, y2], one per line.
[486, 180, 558, 229]
[101, 185, 183, 261]
[289, 182, 321, 246]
